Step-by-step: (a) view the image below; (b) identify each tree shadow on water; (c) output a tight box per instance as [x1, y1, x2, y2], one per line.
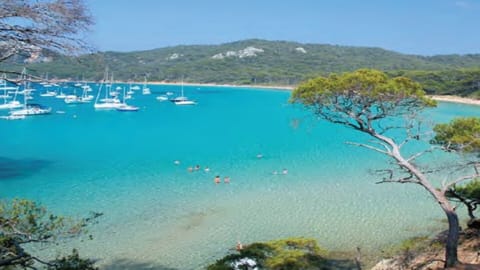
[0, 156, 52, 180]
[102, 258, 180, 270]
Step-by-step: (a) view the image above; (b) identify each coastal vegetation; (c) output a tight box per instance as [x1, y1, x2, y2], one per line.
[2, 40, 480, 98]
[0, 1, 98, 269]
[433, 117, 480, 228]
[290, 69, 480, 268]
[0, 199, 101, 269]
[389, 69, 480, 98]
[2, 1, 480, 269]
[206, 237, 359, 270]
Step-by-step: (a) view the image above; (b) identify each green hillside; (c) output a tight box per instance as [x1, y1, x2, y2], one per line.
[2, 39, 480, 91]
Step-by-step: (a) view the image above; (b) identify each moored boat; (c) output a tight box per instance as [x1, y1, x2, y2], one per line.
[10, 103, 51, 116]
[116, 104, 139, 111]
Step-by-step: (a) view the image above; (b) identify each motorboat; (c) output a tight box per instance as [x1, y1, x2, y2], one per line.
[0, 115, 26, 120]
[65, 96, 91, 104]
[40, 90, 57, 97]
[116, 104, 139, 111]
[156, 95, 168, 101]
[173, 99, 196, 105]
[10, 104, 51, 116]
[94, 101, 122, 109]
[0, 100, 22, 109]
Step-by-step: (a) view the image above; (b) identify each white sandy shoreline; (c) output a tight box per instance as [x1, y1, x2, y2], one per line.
[429, 95, 480, 106]
[149, 83, 480, 106]
[53, 79, 480, 105]
[146, 81, 295, 91]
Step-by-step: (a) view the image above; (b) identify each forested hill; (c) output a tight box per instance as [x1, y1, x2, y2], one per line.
[5, 39, 480, 86]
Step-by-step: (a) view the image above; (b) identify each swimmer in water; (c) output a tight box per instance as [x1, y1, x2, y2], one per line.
[236, 241, 243, 251]
[214, 175, 221, 184]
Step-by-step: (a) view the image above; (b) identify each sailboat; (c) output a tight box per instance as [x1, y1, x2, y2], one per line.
[0, 74, 22, 110]
[94, 69, 121, 109]
[65, 84, 93, 104]
[142, 77, 151, 95]
[10, 69, 51, 116]
[116, 87, 139, 112]
[39, 75, 57, 97]
[171, 79, 196, 105]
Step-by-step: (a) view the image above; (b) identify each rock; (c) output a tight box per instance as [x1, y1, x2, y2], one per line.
[467, 219, 480, 229]
[211, 46, 264, 59]
[371, 258, 402, 270]
[295, 47, 307, 53]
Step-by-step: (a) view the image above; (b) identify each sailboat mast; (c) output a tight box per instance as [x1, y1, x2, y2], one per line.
[181, 76, 184, 97]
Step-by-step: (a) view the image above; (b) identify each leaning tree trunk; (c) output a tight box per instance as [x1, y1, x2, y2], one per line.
[376, 134, 460, 268]
[440, 200, 460, 268]
[399, 156, 460, 268]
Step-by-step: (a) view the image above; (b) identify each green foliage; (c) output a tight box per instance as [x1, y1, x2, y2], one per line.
[446, 179, 480, 220]
[432, 117, 480, 152]
[389, 68, 480, 98]
[0, 199, 101, 269]
[290, 69, 435, 131]
[2, 39, 480, 87]
[453, 179, 480, 200]
[207, 237, 330, 270]
[48, 249, 98, 270]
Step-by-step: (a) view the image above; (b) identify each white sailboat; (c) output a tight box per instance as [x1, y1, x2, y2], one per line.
[10, 102, 51, 116]
[94, 69, 121, 109]
[171, 79, 196, 105]
[0, 75, 22, 110]
[65, 84, 93, 104]
[0, 114, 26, 120]
[40, 89, 57, 97]
[116, 87, 139, 112]
[10, 70, 51, 116]
[40, 79, 57, 97]
[156, 95, 168, 101]
[142, 77, 151, 95]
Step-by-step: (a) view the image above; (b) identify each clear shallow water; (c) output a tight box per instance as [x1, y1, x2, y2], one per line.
[1, 85, 480, 269]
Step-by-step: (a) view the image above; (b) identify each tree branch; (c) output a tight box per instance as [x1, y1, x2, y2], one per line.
[346, 141, 390, 155]
[442, 173, 480, 194]
[407, 147, 436, 162]
[373, 169, 417, 184]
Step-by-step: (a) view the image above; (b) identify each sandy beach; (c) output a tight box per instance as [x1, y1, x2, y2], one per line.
[52, 79, 480, 106]
[149, 83, 480, 106]
[146, 81, 295, 91]
[429, 95, 480, 106]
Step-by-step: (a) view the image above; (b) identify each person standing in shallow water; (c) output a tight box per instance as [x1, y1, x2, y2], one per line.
[214, 175, 221, 184]
[236, 241, 243, 251]
[224, 176, 230, 183]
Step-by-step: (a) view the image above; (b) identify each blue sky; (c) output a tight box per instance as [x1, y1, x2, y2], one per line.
[85, 0, 479, 55]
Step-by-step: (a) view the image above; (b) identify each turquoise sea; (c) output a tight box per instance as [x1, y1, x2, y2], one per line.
[1, 84, 480, 269]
